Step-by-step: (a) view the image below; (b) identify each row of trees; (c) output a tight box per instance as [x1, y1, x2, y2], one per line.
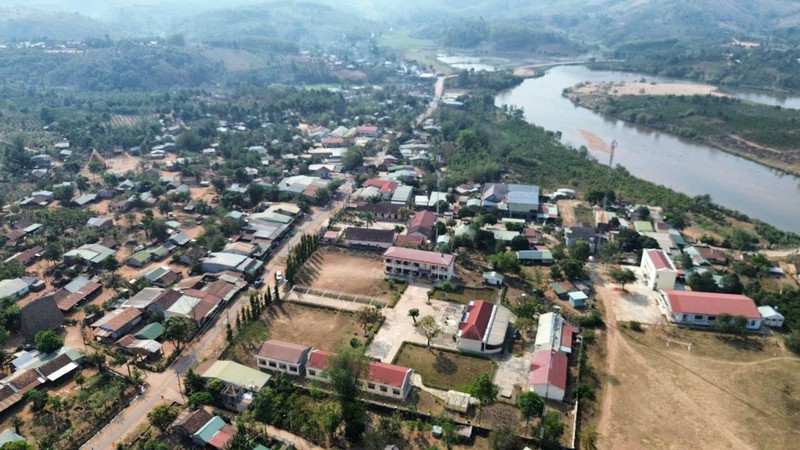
[283, 233, 319, 286]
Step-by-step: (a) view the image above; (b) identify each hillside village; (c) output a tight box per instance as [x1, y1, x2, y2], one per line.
[0, 38, 797, 450]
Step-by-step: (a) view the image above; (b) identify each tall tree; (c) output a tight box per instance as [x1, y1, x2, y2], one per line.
[469, 373, 498, 421]
[608, 268, 637, 291]
[324, 347, 368, 443]
[148, 404, 179, 433]
[417, 315, 441, 348]
[516, 390, 544, 425]
[163, 316, 197, 351]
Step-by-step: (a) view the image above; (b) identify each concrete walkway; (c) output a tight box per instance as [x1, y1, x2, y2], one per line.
[366, 283, 460, 362]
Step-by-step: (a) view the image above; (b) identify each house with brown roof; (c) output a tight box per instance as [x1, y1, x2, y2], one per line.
[406, 211, 436, 240]
[5, 245, 43, 266]
[91, 308, 143, 342]
[172, 407, 213, 439]
[344, 228, 395, 249]
[354, 202, 404, 221]
[256, 339, 312, 376]
[20, 295, 64, 340]
[53, 276, 102, 311]
[394, 234, 424, 248]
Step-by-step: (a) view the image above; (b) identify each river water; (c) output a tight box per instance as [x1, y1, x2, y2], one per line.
[494, 65, 800, 233]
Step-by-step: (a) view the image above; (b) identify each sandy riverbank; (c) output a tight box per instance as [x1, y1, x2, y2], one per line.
[578, 129, 614, 153]
[571, 81, 728, 97]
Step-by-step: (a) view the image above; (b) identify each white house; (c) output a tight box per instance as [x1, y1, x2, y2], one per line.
[640, 248, 677, 290]
[660, 290, 762, 330]
[757, 305, 784, 328]
[255, 339, 311, 376]
[456, 300, 513, 354]
[534, 313, 578, 354]
[382, 246, 455, 281]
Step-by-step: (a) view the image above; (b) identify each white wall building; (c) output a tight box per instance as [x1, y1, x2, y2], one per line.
[640, 248, 678, 290]
[382, 246, 455, 281]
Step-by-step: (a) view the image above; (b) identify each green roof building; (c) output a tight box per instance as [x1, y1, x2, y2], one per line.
[134, 322, 164, 340]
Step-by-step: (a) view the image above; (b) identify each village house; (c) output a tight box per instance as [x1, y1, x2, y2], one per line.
[343, 228, 395, 249]
[456, 300, 513, 355]
[382, 246, 455, 281]
[534, 313, 578, 354]
[406, 210, 437, 240]
[19, 295, 64, 340]
[516, 249, 554, 265]
[757, 305, 784, 328]
[255, 339, 312, 376]
[528, 349, 568, 402]
[640, 248, 678, 290]
[91, 307, 143, 342]
[354, 202, 405, 221]
[199, 360, 271, 412]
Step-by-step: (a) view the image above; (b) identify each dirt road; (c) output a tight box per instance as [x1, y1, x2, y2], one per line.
[415, 75, 452, 126]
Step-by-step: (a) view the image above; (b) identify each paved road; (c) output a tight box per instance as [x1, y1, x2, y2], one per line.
[82, 190, 346, 449]
[415, 75, 451, 126]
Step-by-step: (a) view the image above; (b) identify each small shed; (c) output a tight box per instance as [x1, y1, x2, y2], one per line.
[757, 305, 784, 328]
[568, 291, 588, 308]
[482, 271, 504, 286]
[445, 390, 471, 413]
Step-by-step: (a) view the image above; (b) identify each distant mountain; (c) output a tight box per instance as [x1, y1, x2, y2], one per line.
[0, 8, 112, 41]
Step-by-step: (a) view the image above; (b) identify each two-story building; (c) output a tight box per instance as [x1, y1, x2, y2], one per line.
[640, 248, 677, 290]
[382, 246, 455, 281]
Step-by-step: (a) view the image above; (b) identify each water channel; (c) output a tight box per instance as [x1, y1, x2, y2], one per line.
[494, 65, 800, 233]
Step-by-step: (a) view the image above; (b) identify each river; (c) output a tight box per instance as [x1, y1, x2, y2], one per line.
[494, 65, 800, 233]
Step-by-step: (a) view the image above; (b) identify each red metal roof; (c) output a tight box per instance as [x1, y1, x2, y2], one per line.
[207, 424, 235, 449]
[307, 349, 334, 370]
[528, 349, 568, 390]
[363, 179, 399, 194]
[662, 290, 760, 318]
[560, 322, 578, 351]
[459, 300, 494, 341]
[407, 211, 436, 236]
[394, 234, 424, 247]
[645, 249, 675, 271]
[383, 246, 455, 267]
[257, 339, 310, 364]
[366, 361, 411, 387]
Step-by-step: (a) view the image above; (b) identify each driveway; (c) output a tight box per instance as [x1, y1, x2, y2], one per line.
[366, 283, 461, 362]
[493, 347, 534, 396]
[593, 265, 664, 325]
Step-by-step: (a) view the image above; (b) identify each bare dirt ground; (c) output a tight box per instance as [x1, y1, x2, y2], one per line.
[556, 199, 582, 227]
[591, 266, 800, 450]
[295, 247, 388, 299]
[266, 302, 361, 351]
[571, 81, 726, 97]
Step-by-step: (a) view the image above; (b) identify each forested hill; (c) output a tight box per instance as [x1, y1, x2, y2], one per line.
[0, 8, 111, 41]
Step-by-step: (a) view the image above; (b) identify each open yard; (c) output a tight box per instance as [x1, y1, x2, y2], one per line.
[222, 303, 362, 365]
[431, 285, 498, 305]
[394, 344, 495, 391]
[295, 247, 390, 300]
[594, 319, 800, 449]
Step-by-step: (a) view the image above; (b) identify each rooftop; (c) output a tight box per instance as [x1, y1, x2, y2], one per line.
[366, 361, 411, 387]
[256, 339, 311, 364]
[383, 247, 455, 267]
[201, 360, 271, 389]
[662, 290, 760, 318]
[459, 300, 494, 341]
[644, 248, 676, 271]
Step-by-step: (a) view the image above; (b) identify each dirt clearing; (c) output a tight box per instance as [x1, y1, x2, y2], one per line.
[266, 302, 361, 350]
[592, 263, 800, 450]
[295, 247, 388, 299]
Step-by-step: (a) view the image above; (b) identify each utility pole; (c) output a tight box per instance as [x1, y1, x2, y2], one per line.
[602, 139, 617, 210]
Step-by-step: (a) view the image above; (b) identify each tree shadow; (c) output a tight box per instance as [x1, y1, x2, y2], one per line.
[433, 351, 458, 375]
[715, 335, 764, 352]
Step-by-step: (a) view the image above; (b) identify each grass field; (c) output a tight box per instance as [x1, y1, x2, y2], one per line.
[596, 324, 800, 450]
[431, 285, 497, 305]
[394, 344, 495, 391]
